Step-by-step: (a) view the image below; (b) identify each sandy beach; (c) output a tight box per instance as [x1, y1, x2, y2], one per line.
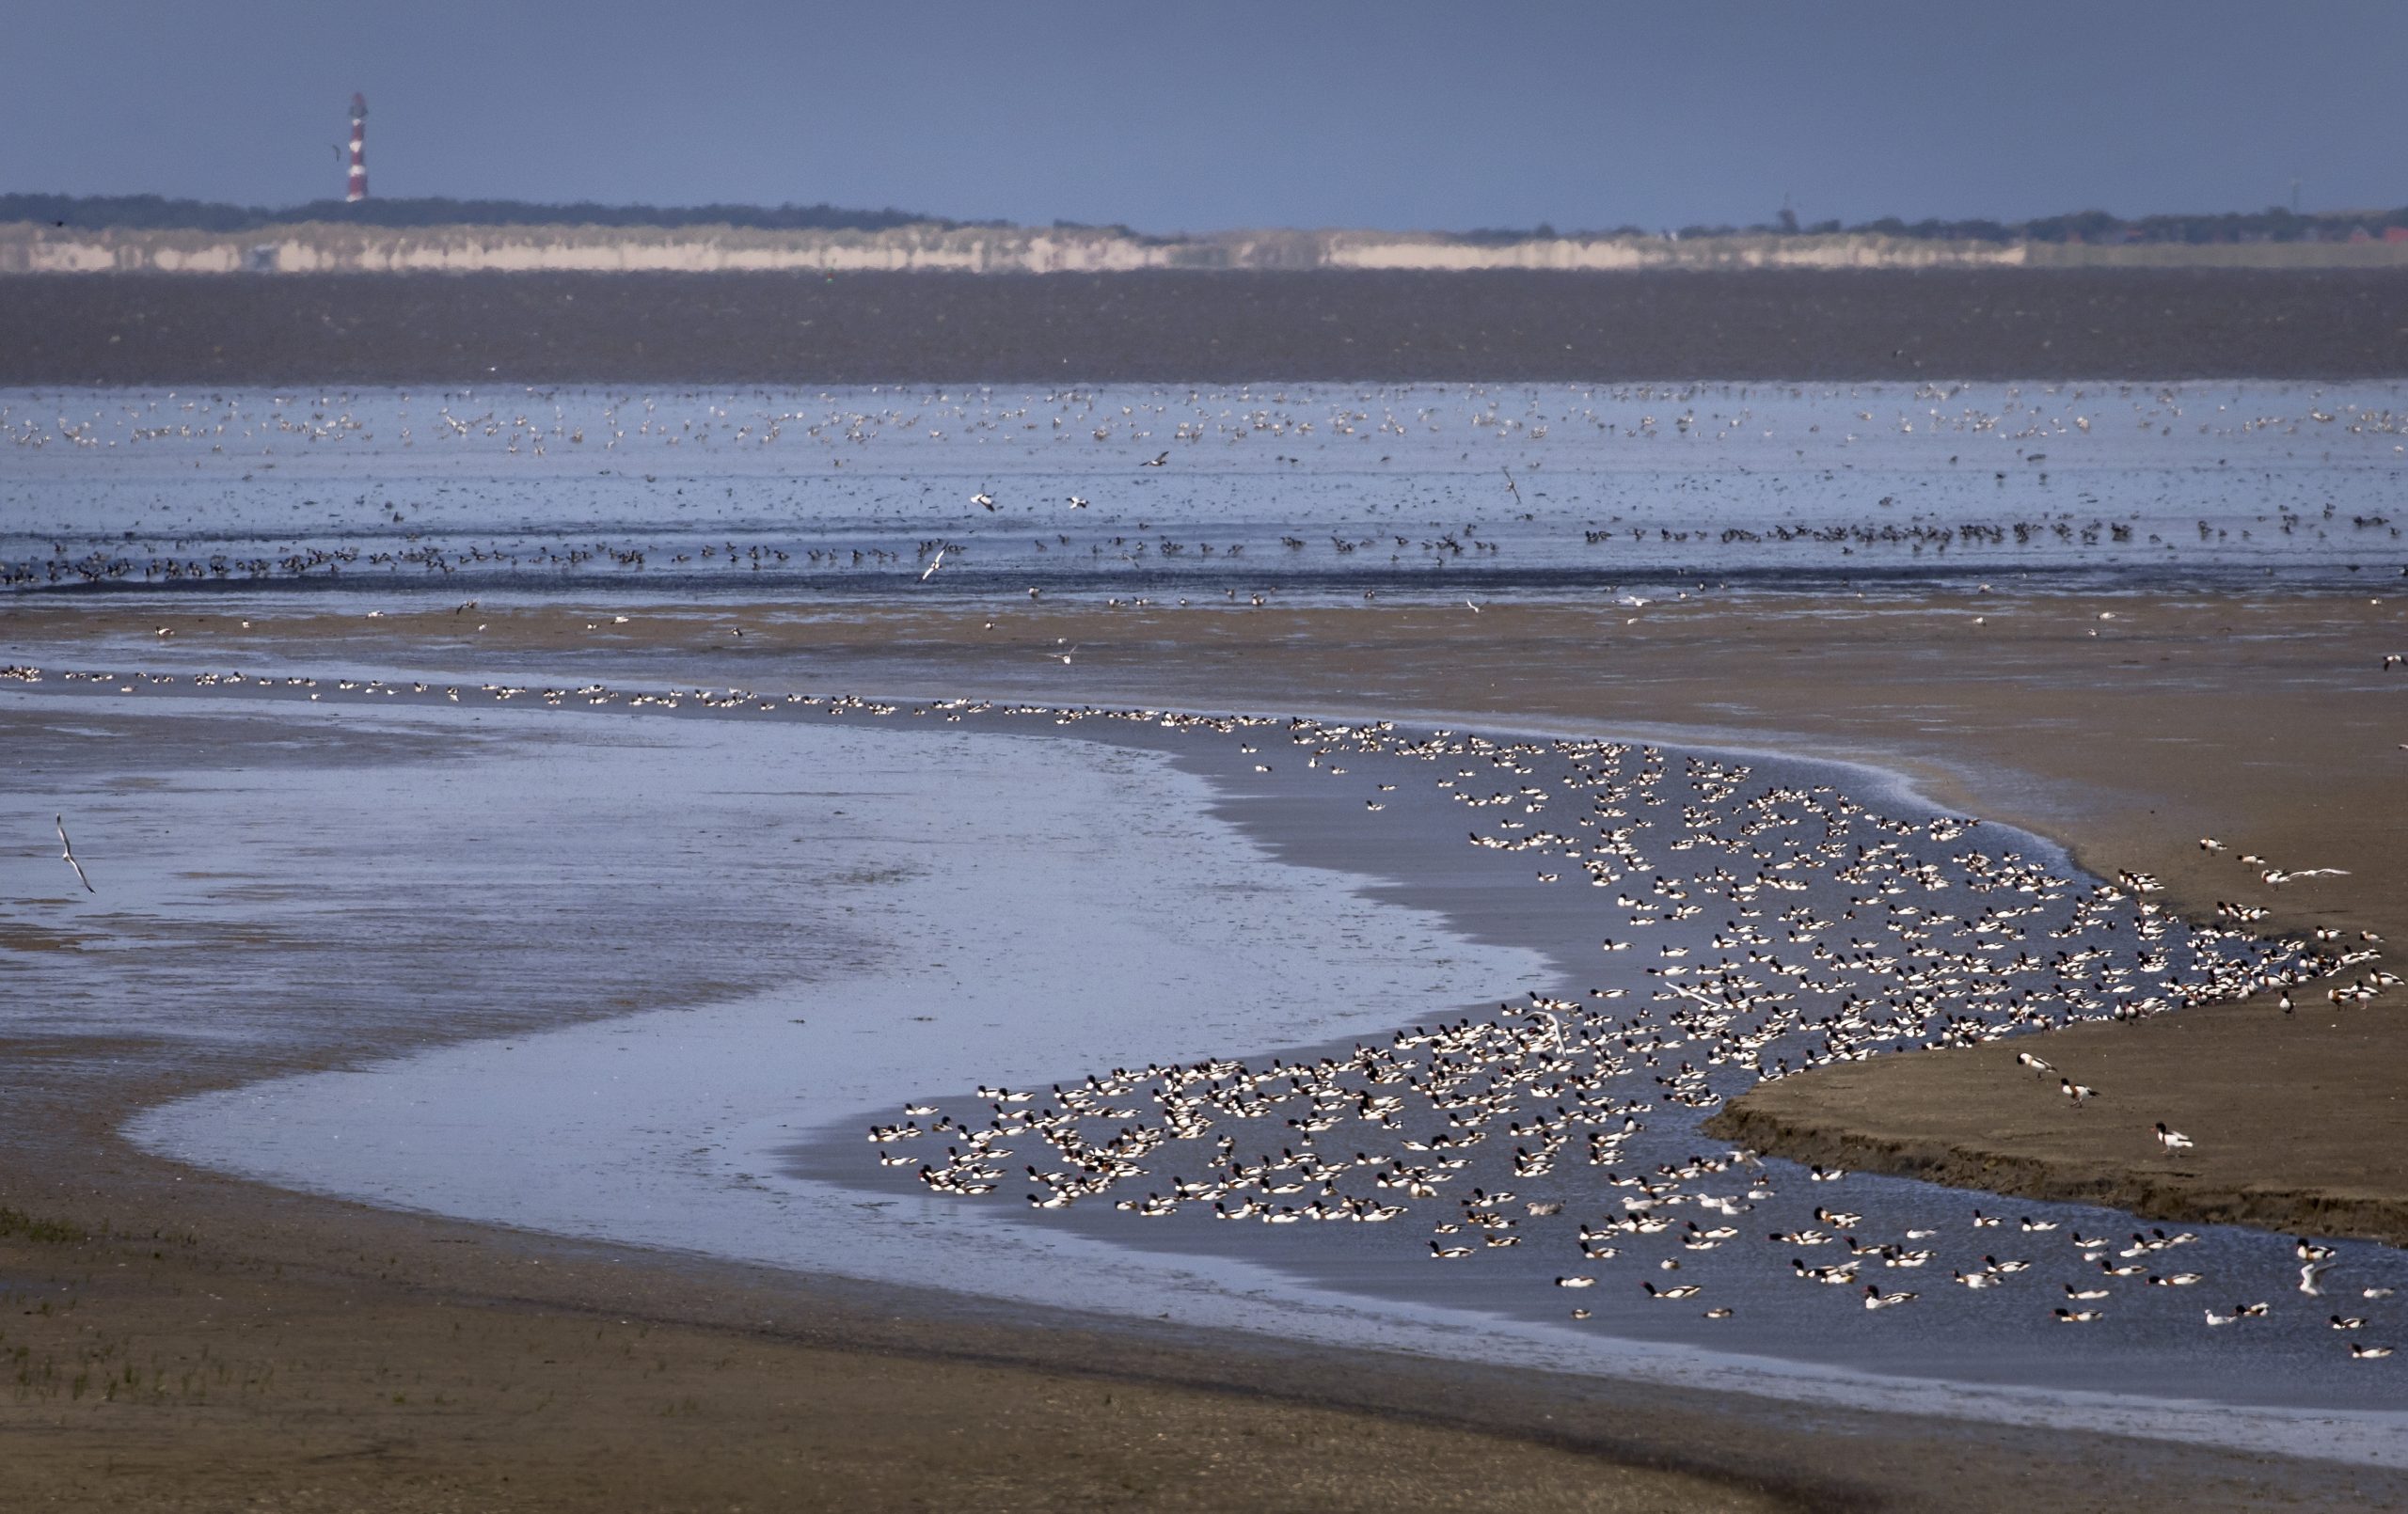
[4, 582, 2405, 1509]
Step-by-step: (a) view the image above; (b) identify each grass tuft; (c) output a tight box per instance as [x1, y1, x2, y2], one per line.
[0, 1207, 87, 1245]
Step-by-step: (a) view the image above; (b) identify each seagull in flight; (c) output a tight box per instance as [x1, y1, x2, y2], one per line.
[1140, 451, 1169, 467]
[920, 547, 947, 582]
[1067, 496, 1089, 509]
[971, 492, 995, 512]
[56, 816, 93, 892]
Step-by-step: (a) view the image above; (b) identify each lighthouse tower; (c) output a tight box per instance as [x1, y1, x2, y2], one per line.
[345, 93, 369, 202]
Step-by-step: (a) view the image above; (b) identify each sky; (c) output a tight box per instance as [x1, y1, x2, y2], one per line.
[10, 0, 2406, 232]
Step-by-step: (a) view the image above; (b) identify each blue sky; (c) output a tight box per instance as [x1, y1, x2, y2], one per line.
[12, 0, 2404, 229]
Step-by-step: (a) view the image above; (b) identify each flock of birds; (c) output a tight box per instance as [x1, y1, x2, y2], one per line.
[861, 711, 2400, 1361]
[11, 659, 2401, 1372]
[6, 383, 2400, 593]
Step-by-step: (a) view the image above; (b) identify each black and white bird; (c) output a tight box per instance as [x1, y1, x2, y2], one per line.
[2263, 866, 2348, 886]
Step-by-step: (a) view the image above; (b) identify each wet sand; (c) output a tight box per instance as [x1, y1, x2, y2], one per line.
[8, 267, 2408, 386]
[17, 1163, 2388, 1514]
[4, 591, 2407, 1508]
[8, 586, 2399, 1242]
[0, 1191, 1785, 1514]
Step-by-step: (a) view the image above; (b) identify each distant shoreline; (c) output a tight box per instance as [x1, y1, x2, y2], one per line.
[7, 267, 2407, 385]
[9, 219, 2408, 277]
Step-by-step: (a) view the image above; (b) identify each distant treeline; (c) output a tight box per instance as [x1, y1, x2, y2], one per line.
[1470, 206, 2408, 245]
[0, 194, 954, 234]
[9, 192, 2408, 245]
[1828, 205, 2408, 245]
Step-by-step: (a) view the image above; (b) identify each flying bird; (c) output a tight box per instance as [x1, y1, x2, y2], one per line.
[55, 817, 93, 892]
[919, 547, 947, 582]
[2263, 867, 2348, 885]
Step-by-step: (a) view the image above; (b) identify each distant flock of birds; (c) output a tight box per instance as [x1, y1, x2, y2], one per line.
[11, 381, 2403, 591]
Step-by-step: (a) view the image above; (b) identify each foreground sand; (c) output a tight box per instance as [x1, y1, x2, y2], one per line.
[0, 1219, 1765, 1514]
[4, 587, 2406, 1508]
[3, 1078, 2387, 1514]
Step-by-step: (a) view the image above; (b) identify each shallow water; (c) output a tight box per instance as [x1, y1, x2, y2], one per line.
[7, 381, 2403, 604]
[44, 677, 2398, 1464]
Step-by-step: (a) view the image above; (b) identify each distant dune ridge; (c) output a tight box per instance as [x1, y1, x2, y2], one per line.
[9, 218, 2408, 276]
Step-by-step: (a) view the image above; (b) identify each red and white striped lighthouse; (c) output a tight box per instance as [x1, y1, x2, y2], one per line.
[345, 93, 369, 202]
